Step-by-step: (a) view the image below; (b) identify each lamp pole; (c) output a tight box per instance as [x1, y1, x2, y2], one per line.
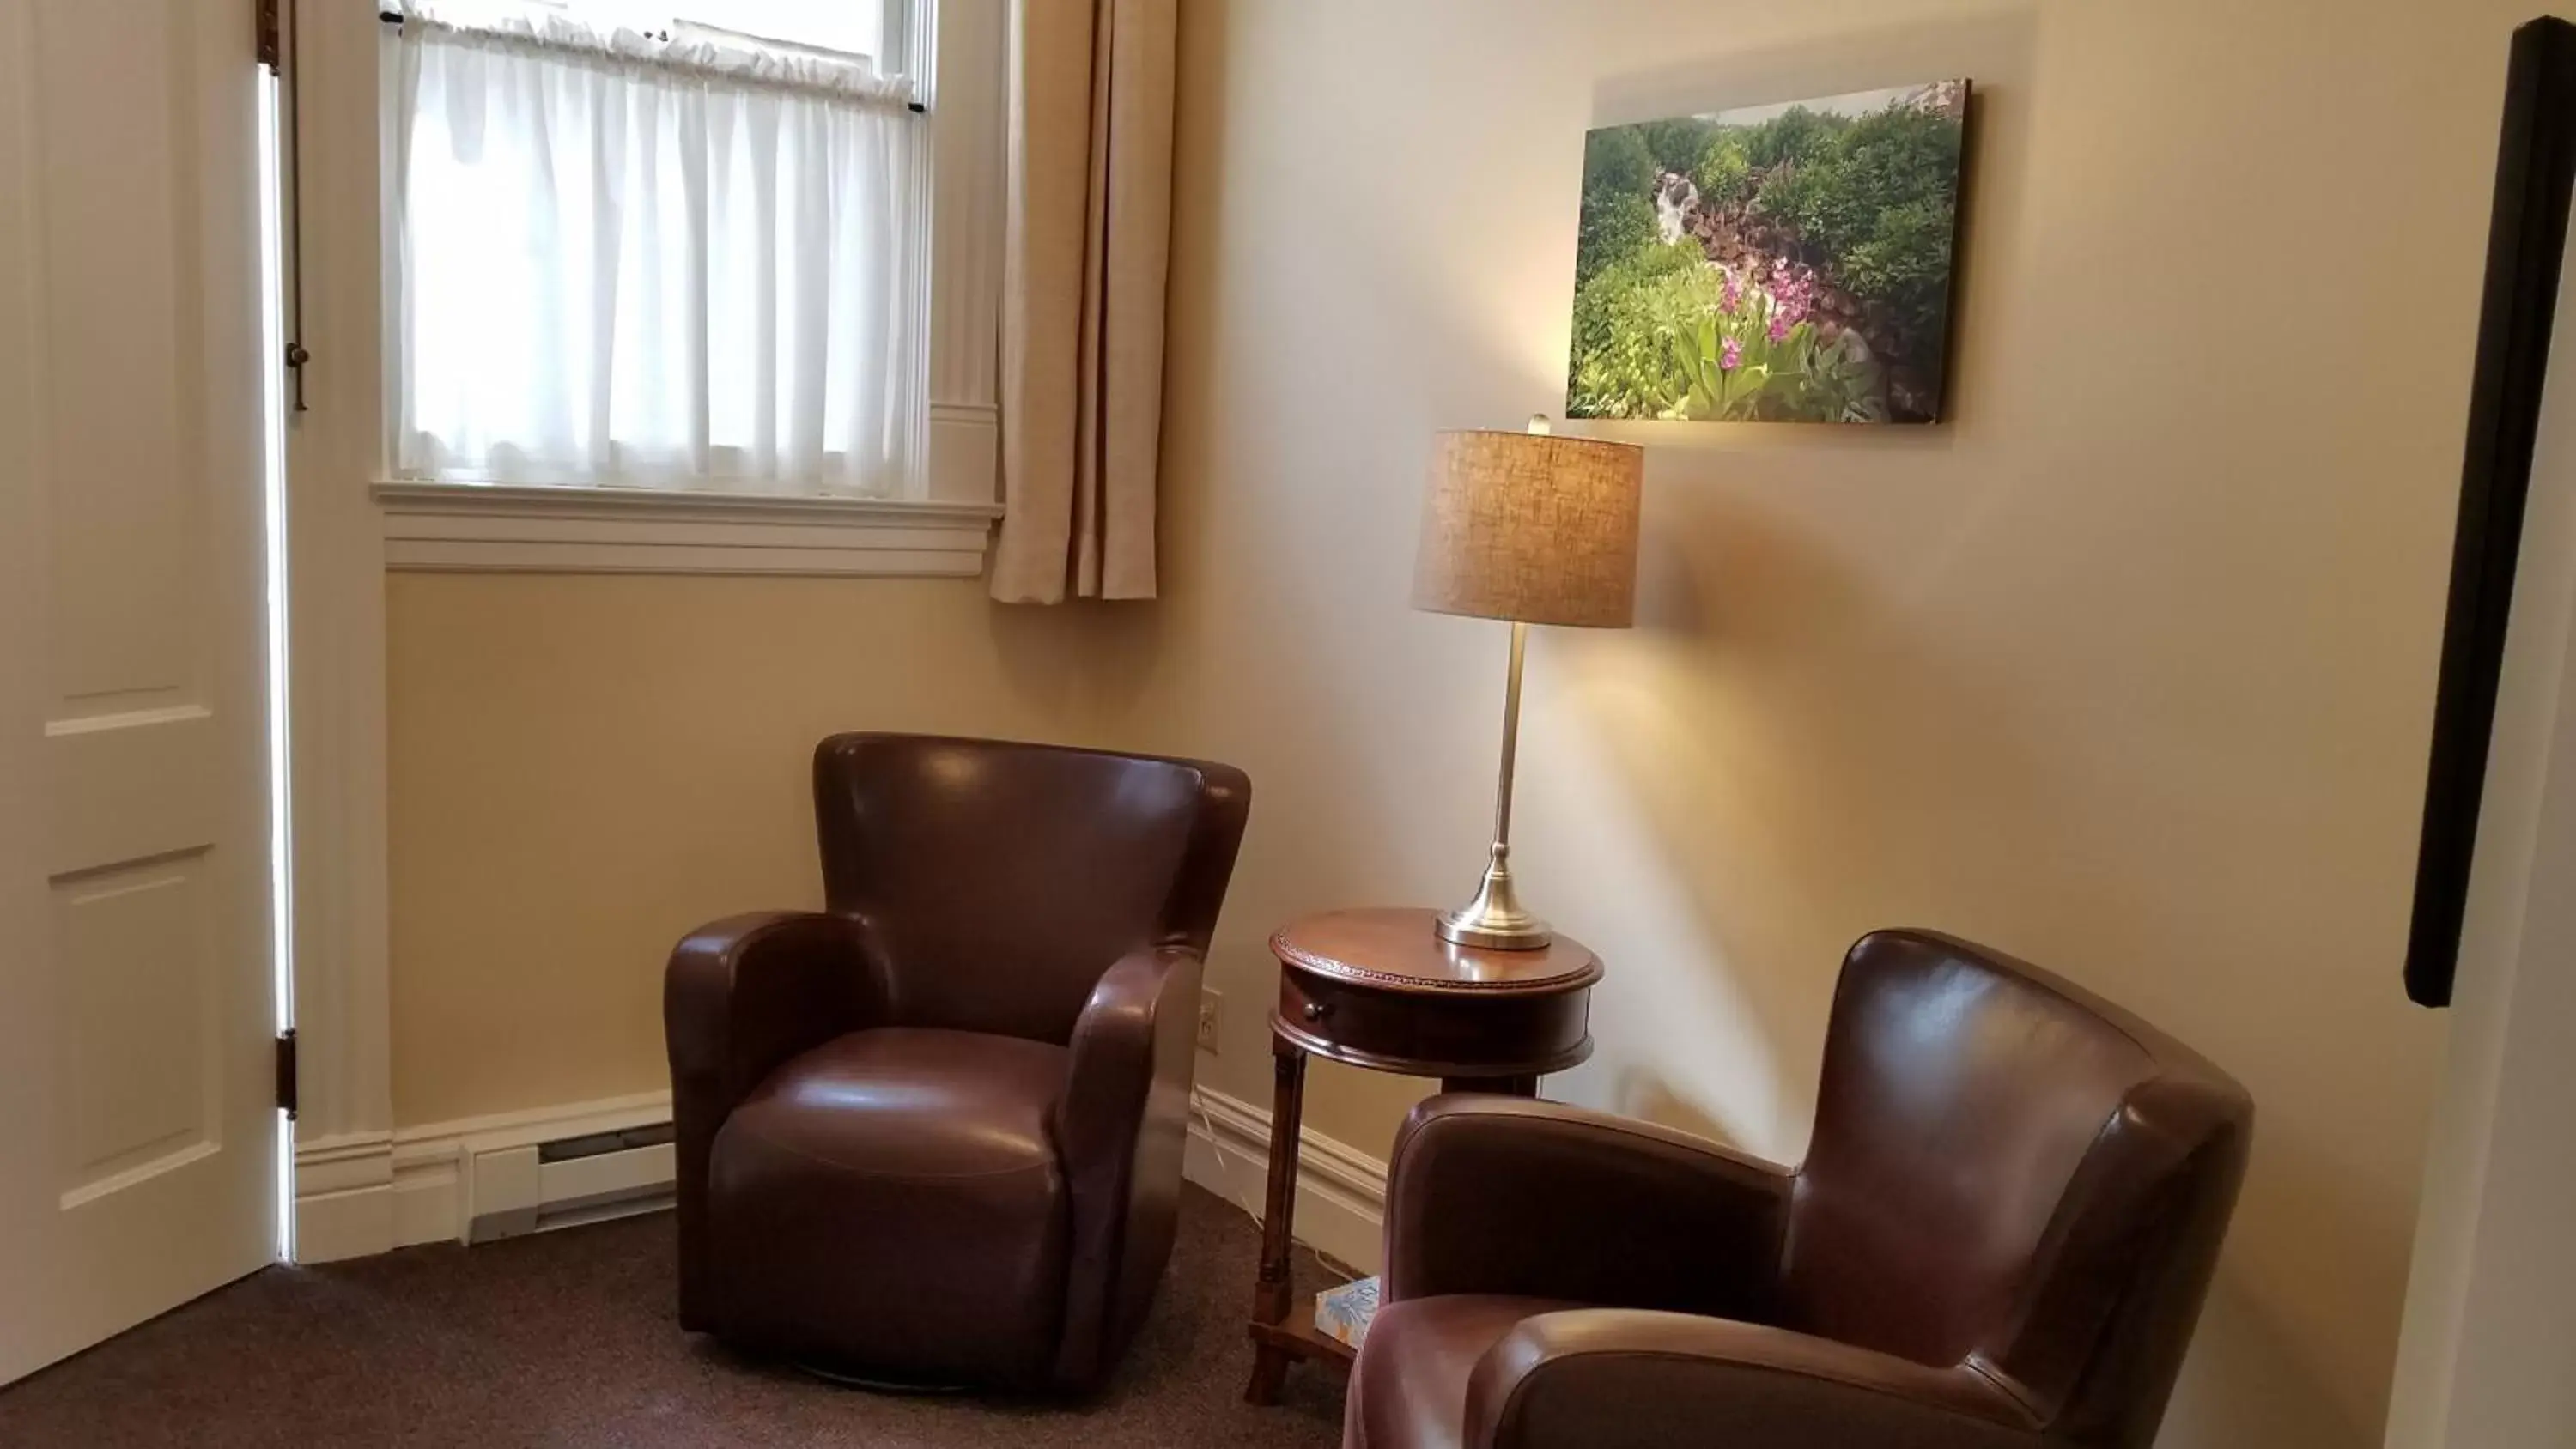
[1437, 619, 1551, 949]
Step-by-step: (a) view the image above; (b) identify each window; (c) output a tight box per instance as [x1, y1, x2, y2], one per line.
[495, 1, 893, 64]
[662, 2, 885, 60]
[386, 0, 930, 500]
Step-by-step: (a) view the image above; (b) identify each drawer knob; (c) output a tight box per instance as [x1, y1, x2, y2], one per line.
[1302, 1001, 1331, 1023]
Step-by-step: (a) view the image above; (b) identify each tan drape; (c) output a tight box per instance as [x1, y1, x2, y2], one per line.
[990, 0, 1177, 603]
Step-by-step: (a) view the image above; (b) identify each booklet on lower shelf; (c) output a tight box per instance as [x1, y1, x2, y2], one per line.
[1315, 1275, 1382, 1349]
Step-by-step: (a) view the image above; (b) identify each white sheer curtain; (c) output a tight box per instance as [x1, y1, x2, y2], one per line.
[391, 9, 929, 496]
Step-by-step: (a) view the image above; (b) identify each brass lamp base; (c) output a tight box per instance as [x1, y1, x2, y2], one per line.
[1435, 842, 1553, 950]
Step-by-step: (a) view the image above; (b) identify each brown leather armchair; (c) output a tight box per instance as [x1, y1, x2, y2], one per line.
[664, 733, 1249, 1391]
[1346, 930, 2252, 1449]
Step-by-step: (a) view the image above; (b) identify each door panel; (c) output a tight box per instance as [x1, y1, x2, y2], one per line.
[36, 0, 196, 712]
[44, 709, 220, 876]
[56, 864, 219, 1202]
[0, 0, 278, 1386]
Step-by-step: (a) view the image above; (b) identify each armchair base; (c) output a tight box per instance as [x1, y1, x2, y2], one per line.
[794, 1361, 974, 1396]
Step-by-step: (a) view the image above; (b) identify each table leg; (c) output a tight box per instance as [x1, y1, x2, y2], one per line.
[1245, 1037, 1309, 1404]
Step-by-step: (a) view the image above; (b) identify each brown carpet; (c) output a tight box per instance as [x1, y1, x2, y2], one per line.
[0, 1185, 1349, 1447]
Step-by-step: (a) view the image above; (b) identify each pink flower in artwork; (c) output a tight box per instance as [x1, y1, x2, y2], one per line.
[1721, 271, 1743, 315]
[1720, 336, 1743, 372]
[1769, 312, 1792, 343]
[1770, 264, 1814, 328]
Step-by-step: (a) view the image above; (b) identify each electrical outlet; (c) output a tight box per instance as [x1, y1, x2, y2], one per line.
[1197, 988, 1223, 1053]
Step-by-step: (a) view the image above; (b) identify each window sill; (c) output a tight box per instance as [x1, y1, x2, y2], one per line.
[373, 481, 1002, 579]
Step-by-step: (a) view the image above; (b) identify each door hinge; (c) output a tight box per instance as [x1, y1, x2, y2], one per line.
[275, 1028, 299, 1120]
[256, 0, 282, 70]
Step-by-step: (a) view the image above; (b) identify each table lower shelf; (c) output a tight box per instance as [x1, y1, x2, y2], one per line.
[1249, 1315, 1356, 1368]
[1246, 1313, 1355, 1403]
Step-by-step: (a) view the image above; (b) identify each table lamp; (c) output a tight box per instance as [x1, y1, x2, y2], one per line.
[1412, 421, 1643, 949]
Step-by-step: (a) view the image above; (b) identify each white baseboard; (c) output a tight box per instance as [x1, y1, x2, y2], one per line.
[296, 1082, 1394, 1278]
[1184, 1085, 1388, 1276]
[292, 1090, 673, 1264]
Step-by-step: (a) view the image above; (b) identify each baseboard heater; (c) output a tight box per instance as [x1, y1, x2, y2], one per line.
[465, 1121, 677, 1244]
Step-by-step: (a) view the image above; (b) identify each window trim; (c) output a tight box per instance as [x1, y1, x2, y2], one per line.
[374, 0, 1008, 579]
[374, 477, 1000, 578]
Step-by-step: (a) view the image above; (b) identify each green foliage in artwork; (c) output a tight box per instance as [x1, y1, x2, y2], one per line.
[1753, 102, 1963, 348]
[1632, 117, 1719, 178]
[1566, 243, 1886, 424]
[1581, 126, 1656, 202]
[1576, 193, 1657, 290]
[1692, 134, 1753, 212]
[1661, 312, 1887, 426]
[1565, 88, 1963, 423]
[1568, 242, 1714, 418]
[1743, 105, 1844, 169]
[1575, 127, 1660, 288]
[1835, 197, 1957, 355]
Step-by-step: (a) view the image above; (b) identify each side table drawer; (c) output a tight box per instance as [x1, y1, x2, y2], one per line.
[1273, 968, 1592, 1079]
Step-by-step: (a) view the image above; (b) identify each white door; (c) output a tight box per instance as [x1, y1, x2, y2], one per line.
[0, 0, 280, 1386]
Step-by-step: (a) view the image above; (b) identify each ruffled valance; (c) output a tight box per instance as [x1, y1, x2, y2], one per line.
[393, 3, 920, 111]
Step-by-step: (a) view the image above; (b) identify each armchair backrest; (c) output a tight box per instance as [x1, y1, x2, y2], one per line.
[1783, 931, 2251, 1446]
[811, 733, 1250, 1045]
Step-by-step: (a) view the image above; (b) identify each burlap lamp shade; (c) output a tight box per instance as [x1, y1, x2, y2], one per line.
[1411, 430, 1643, 628]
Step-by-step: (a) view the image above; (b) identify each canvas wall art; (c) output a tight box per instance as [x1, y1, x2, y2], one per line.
[1566, 81, 1971, 425]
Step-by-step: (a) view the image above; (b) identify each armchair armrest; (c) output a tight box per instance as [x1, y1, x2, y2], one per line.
[1467, 1310, 2040, 1449]
[664, 910, 886, 1331]
[1385, 1096, 1793, 1321]
[665, 910, 886, 1104]
[1049, 944, 1203, 1387]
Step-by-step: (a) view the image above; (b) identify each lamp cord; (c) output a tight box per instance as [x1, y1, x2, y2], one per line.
[1191, 1091, 1265, 1226]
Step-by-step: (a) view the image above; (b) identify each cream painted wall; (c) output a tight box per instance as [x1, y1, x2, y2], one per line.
[1148, 3, 2484, 1440]
[2385, 207, 2576, 1449]
[385, 573, 1163, 1125]
[384, 0, 2539, 1441]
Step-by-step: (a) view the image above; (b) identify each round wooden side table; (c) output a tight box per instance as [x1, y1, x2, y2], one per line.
[1242, 906, 1603, 1404]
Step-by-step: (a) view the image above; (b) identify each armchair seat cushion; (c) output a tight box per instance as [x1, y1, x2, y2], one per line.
[1351, 1295, 1585, 1449]
[705, 1028, 1074, 1384]
[728, 1028, 1071, 1178]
